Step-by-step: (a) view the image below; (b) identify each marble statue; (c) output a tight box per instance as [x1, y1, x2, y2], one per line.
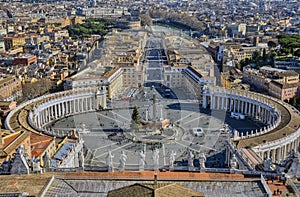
[119, 151, 127, 171]
[188, 151, 194, 168]
[152, 149, 159, 171]
[263, 156, 271, 172]
[32, 159, 42, 174]
[169, 151, 176, 169]
[138, 150, 146, 171]
[43, 152, 51, 168]
[2, 156, 11, 173]
[78, 150, 84, 169]
[230, 154, 238, 169]
[106, 151, 114, 172]
[199, 152, 206, 169]
[288, 152, 300, 178]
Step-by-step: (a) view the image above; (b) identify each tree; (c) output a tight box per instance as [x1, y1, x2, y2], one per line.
[295, 49, 300, 58]
[289, 96, 297, 107]
[268, 41, 277, 49]
[131, 106, 140, 124]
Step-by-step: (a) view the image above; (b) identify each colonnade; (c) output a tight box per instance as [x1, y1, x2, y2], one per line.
[202, 90, 280, 138]
[5, 89, 106, 137]
[254, 129, 300, 163]
[203, 86, 300, 163]
[33, 95, 98, 128]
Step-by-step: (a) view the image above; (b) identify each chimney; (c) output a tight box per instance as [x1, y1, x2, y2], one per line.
[154, 172, 157, 185]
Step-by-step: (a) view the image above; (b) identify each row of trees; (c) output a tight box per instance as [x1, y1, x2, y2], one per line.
[65, 18, 115, 39]
[276, 34, 300, 56]
[149, 9, 204, 31]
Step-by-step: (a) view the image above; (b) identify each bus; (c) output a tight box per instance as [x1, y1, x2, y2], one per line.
[230, 112, 246, 120]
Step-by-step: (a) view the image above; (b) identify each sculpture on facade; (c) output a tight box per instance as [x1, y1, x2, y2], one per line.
[152, 149, 159, 171]
[230, 154, 238, 169]
[43, 152, 51, 168]
[119, 151, 127, 171]
[287, 151, 300, 178]
[2, 156, 11, 173]
[78, 149, 85, 169]
[199, 152, 206, 169]
[263, 156, 271, 172]
[32, 159, 42, 174]
[188, 151, 194, 168]
[169, 150, 176, 169]
[138, 150, 146, 171]
[106, 151, 114, 172]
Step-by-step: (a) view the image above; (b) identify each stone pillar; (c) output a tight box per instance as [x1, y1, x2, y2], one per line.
[225, 97, 229, 111]
[283, 145, 287, 160]
[237, 99, 240, 113]
[85, 97, 88, 111]
[233, 99, 236, 112]
[276, 148, 281, 163]
[62, 102, 65, 117]
[271, 149, 276, 162]
[50, 106, 53, 119]
[73, 99, 76, 113]
[210, 96, 213, 110]
[252, 103, 255, 119]
[90, 97, 93, 110]
[58, 103, 61, 117]
[222, 97, 225, 110]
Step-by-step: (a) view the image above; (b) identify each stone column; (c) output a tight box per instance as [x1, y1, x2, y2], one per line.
[283, 145, 287, 160]
[58, 103, 61, 117]
[271, 149, 276, 162]
[56, 104, 59, 119]
[80, 98, 84, 112]
[73, 99, 76, 113]
[62, 102, 65, 117]
[276, 148, 281, 163]
[252, 103, 255, 119]
[237, 99, 240, 113]
[221, 97, 225, 110]
[90, 97, 93, 110]
[50, 106, 53, 119]
[233, 99, 236, 112]
[210, 96, 213, 110]
[225, 97, 229, 111]
[85, 97, 88, 111]
[267, 150, 270, 159]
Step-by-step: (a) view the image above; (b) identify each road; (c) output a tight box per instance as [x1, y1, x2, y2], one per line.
[144, 37, 167, 85]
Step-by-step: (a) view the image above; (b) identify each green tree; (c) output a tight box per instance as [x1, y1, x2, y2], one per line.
[291, 97, 297, 107]
[295, 49, 300, 57]
[131, 106, 140, 124]
[267, 40, 277, 49]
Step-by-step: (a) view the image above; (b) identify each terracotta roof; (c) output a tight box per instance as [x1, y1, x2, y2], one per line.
[30, 133, 54, 157]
